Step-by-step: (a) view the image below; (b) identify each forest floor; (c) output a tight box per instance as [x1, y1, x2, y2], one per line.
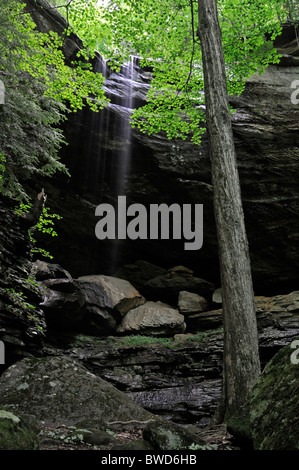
[38, 422, 240, 451]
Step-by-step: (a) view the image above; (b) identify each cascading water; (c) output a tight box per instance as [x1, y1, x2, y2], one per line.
[113, 56, 137, 196]
[88, 54, 142, 198]
[108, 56, 139, 271]
[88, 54, 149, 273]
[81, 54, 110, 199]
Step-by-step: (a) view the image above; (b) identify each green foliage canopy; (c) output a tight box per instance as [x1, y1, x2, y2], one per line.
[92, 0, 292, 144]
[0, 0, 107, 202]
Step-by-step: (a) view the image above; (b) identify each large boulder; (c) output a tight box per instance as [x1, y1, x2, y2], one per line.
[39, 274, 146, 335]
[78, 275, 145, 317]
[255, 291, 299, 366]
[178, 291, 209, 315]
[143, 272, 215, 305]
[143, 419, 205, 451]
[78, 281, 117, 335]
[117, 301, 186, 336]
[0, 356, 156, 427]
[250, 341, 299, 450]
[31, 259, 72, 281]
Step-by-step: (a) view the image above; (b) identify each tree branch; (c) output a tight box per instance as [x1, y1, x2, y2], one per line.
[14, 0, 76, 17]
[23, 188, 47, 228]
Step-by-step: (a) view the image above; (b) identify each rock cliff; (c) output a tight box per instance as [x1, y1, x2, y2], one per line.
[27, 12, 299, 296]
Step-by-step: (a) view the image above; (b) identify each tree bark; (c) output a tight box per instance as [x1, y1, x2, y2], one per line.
[197, 0, 261, 422]
[23, 188, 47, 228]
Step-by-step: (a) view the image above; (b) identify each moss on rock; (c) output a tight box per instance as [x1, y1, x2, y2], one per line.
[143, 419, 206, 450]
[250, 341, 299, 450]
[0, 409, 39, 450]
[0, 356, 155, 427]
[226, 401, 252, 448]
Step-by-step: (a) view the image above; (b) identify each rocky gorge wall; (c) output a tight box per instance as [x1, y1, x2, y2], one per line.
[1, 195, 298, 427]
[27, 14, 299, 296]
[40, 276, 299, 426]
[1, 185, 298, 429]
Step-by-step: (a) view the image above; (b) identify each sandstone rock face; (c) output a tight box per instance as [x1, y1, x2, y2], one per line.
[66, 291, 299, 425]
[32, 259, 72, 281]
[24, 0, 83, 63]
[78, 275, 146, 316]
[185, 309, 223, 332]
[0, 4, 297, 443]
[186, 290, 299, 335]
[0, 196, 46, 367]
[117, 301, 186, 336]
[69, 330, 224, 425]
[178, 291, 209, 315]
[255, 291, 299, 365]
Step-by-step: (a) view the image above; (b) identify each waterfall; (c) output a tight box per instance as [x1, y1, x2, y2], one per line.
[82, 54, 110, 200]
[108, 56, 139, 271]
[74, 55, 141, 200]
[88, 54, 148, 273]
[115, 56, 137, 196]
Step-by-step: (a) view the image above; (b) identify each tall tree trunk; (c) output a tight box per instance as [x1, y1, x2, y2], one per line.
[197, 0, 261, 422]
